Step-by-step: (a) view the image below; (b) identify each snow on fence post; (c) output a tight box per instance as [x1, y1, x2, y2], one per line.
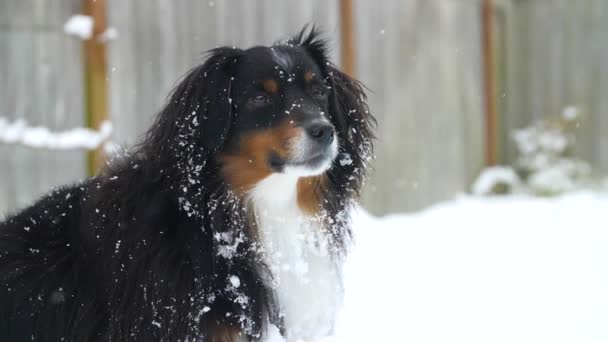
[82, 0, 110, 175]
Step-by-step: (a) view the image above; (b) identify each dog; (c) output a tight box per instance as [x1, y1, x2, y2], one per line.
[0, 26, 375, 341]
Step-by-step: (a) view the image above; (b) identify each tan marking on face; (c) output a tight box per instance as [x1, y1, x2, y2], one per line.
[220, 119, 300, 193]
[211, 324, 241, 342]
[262, 79, 279, 94]
[304, 70, 314, 82]
[297, 175, 327, 215]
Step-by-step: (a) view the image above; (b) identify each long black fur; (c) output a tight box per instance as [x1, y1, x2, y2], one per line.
[0, 27, 375, 341]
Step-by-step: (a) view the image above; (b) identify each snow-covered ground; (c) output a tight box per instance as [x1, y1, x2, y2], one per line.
[332, 192, 608, 342]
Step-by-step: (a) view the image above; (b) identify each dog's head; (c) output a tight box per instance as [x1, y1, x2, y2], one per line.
[144, 26, 374, 212]
[219, 40, 342, 192]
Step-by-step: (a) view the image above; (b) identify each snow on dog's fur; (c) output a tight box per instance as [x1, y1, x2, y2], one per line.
[0, 26, 375, 342]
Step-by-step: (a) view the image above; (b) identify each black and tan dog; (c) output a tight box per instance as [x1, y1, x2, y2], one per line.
[0, 27, 375, 341]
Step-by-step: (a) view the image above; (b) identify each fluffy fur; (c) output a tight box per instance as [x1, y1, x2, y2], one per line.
[0, 26, 375, 341]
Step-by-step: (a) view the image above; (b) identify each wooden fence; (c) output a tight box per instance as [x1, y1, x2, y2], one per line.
[0, 0, 86, 215]
[1, 0, 607, 216]
[355, 0, 485, 213]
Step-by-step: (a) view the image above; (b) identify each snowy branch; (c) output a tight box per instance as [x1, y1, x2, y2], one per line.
[0, 117, 113, 150]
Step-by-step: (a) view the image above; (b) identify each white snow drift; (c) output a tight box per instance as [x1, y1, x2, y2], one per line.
[330, 192, 608, 342]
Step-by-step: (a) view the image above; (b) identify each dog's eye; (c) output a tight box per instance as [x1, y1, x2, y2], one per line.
[250, 94, 270, 105]
[312, 87, 327, 98]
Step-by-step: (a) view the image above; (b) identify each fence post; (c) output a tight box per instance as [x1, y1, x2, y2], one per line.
[482, 0, 498, 166]
[83, 0, 109, 175]
[339, 0, 356, 77]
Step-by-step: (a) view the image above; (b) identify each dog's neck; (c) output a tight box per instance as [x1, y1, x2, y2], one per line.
[247, 173, 341, 341]
[248, 173, 301, 213]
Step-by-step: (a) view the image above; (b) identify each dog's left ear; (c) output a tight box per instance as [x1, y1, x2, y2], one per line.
[145, 47, 241, 163]
[293, 26, 376, 166]
[182, 47, 242, 155]
[324, 64, 375, 157]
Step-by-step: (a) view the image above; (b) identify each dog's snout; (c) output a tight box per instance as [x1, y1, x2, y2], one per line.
[306, 122, 335, 145]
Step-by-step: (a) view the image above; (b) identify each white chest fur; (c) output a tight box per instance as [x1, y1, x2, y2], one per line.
[249, 173, 342, 342]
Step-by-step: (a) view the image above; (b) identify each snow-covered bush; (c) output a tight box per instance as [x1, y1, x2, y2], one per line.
[472, 166, 521, 196]
[472, 107, 592, 196]
[512, 106, 591, 195]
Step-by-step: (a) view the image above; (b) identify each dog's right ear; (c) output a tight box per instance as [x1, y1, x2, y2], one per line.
[144, 47, 241, 161]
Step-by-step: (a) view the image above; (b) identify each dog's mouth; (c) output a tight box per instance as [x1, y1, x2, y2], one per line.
[268, 151, 330, 170]
[289, 150, 330, 168]
[268, 138, 338, 176]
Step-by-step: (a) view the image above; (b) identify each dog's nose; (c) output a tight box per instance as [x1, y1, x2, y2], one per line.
[306, 122, 335, 145]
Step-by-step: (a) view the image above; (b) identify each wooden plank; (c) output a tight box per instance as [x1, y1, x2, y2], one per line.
[339, 0, 356, 76]
[82, 0, 109, 174]
[482, 0, 499, 165]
